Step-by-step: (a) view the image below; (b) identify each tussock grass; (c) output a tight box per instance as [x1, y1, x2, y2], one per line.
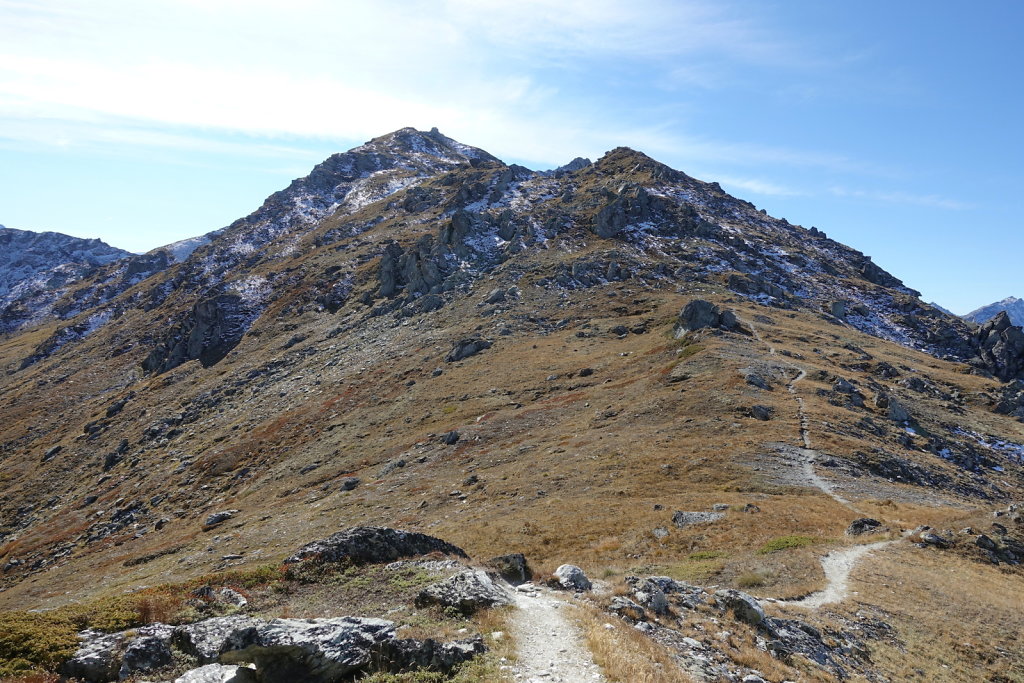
[576, 604, 693, 683]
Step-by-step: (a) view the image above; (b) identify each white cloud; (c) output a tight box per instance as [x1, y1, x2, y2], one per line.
[828, 186, 968, 210]
[711, 174, 804, 197]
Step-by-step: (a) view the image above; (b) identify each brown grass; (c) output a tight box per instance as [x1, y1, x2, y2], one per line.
[577, 604, 694, 683]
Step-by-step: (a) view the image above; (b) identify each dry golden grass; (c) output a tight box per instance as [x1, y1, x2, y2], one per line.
[576, 604, 694, 683]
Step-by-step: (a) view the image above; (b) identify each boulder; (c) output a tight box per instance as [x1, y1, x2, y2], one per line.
[748, 404, 773, 421]
[415, 569, 513, 614]
[675, 299, 740, 335]
[61, 630, 126, 682]
[886, 398, 911, 422]
[486, 553, 532, 585]
[553, 564, 592, 592]
[714, 589, 765, 626]
[173, 664, 258, 683]
[375, 636, 486, 674]
[119, 623, 174, 678]
[218, 617, 396, 682]
[445, 337, 492, 362]
[483, 288, 506, 305]
[285, 527, 468, 565]
[174, 615, 264, 663]
[608, 596, 646, 621]
[204, 510, 239, 528]
[846, 518, 883, 536]
[672, 510, 724, 527]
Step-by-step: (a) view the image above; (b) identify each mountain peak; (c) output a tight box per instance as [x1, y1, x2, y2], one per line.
[353, 127, 501, 167]
[964, 296, 1024, 326]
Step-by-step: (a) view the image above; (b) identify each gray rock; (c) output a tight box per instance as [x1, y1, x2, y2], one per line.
[483, 288, 506, 305]
[416, 569, 513, 614]
[142, 293, 257, 374]
[672, 510, 724, 527]
[445, 337, 492, 362]
[553, 564, 592, 592]
[886, 398, 911, 422]
[976, 534, 997, 550]
[339, 477, 360, 491]
[375, 636, 486, 674]
[219, 616, 396, 682]
[631, 578, 670, 614]
[61, 629, 126, 682]
[608, 596, 646, 621]
[486, 553, 532, 585]
[174, 615, 264, 663]
[920, 532, 951, 548]
[749, 404, 773, 421]
[173, 664, 258, 683]
[714, 589, 765, 626]
[120, 623, 174, 678]
[676, 299, 740, 336]
[440, 430, 460, 445]
[217, 587, 249, 608]
[846, 518, 882, 536]
[204, 510, 239, 528]
[285, 526, 468, 565]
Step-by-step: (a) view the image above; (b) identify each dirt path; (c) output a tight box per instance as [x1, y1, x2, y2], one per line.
[508, 585, 606, 683]
[779, 540, 895, 608]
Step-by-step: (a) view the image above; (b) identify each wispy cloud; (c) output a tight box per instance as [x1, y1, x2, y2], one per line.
[711, 174, 805, 197]
[828, 186, 969, 210]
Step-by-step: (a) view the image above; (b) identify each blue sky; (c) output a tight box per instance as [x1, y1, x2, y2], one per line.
[0, 0, 1021, 313]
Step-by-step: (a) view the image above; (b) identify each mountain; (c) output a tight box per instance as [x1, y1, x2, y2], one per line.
[1, 128, 1023, 681]
[0, 225, 132, 333]
[965, 295, 1024, 326]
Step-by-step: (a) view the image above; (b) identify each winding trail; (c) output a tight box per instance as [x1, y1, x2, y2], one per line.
[779, 540, 895, 608]
[508, 585, 606, 683]
[744, 315, 903, 608]
[748, 320, 857, 511]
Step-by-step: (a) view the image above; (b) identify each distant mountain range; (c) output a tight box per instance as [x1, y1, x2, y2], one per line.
[0, 225, 131, 333]
[965, 296, 1024, 326]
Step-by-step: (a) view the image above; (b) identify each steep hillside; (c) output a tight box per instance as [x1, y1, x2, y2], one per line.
[1, 128, 1023, 681]
[966, 295, 1024, 326]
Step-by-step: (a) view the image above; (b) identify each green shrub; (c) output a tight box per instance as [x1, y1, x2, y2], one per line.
[758, 535, 818, 554]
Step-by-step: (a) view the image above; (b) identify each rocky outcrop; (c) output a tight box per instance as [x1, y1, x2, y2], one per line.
[592, 183, 663, 238]
[415, 569, 514, 614]
[64, 614, 485, 682]
[174, 615, 263, 663]
[486, 553, 532, 585]
[846, 518, 883, 536]
[142, 293, 259, 373]
[61, 630, 126, 681]
[714, 589, 766, 626]
[675, 299, 742, 336]
[217, 617, 395, 681]
[284, 526, 469, 565]
[445, 337, 492, 362]
[174, 663, 257, 683]
[972, 311, 1024, 381]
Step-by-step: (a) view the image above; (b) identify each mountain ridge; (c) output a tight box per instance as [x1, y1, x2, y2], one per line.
[1, 128, 1023, 681]
[965, 295, 1024, 326]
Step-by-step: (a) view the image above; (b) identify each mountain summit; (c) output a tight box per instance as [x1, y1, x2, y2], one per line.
[1, 128, 1023, 680]
[965, 295, 1024, 326]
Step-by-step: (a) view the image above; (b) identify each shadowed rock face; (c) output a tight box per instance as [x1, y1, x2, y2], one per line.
[284, 527, 469, 565]
[973, 311, 1024, 381]
[142, 293, 257, 373]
